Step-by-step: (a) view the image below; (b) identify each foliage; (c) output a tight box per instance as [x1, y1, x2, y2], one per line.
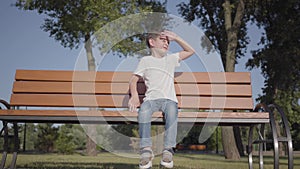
[19, 123, 38, 151]
[291, 123, 300, 150]
[35, 123, 58, 153]
[93, 11, 172, 58]
[70, 124, 87, 150]
[177, 125, 223, 152]
[179, 125, 203, 145]
[55, 124, 77, 154]
[207, 126, 223, 151]
[109, 124, 138, 150]
[15, 0, 167, 55]
[177, 0, 250, 68]
[246, 0, 300, 124]
[94, 125, 113, 151]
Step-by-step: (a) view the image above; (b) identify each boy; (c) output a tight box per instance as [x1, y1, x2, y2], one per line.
[128, 30, 195, 169]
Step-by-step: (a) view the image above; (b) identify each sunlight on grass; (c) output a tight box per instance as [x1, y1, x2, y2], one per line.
[3, 152, 299, 169]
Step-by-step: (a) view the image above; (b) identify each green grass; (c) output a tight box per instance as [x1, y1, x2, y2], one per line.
[3, 152, 299, 169]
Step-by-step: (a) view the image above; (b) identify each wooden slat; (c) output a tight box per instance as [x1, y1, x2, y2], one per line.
[15, 70, 251, 84]
[10, 94, 253, 110]
[15, 70, 132, 83]
[13, 81, 252, 96]
[10, 94, 130, 108]
[0, 110, 269, 119]
[0, 110, 270, 124]
[178, 96, 253, 109]
[174, 72, 251, 84]
[175, 83, 252, 96]
[13, 81, 133, 95]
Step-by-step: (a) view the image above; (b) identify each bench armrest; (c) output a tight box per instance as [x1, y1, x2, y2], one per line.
[0, 99, 10, 109]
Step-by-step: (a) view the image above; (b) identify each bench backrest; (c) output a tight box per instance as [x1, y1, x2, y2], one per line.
[10, 70, 253, 111]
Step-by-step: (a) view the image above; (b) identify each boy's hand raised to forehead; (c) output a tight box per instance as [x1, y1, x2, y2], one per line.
[161, 30, 178, 41]
[161, 30, 195, 60]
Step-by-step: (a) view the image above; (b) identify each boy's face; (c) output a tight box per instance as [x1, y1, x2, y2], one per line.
[149, 34, 169, 55]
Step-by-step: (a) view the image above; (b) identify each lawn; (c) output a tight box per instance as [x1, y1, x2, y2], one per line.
[4, 152, 299, 169]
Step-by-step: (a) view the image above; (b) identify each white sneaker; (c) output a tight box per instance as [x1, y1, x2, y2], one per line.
[160, 149, 174, 168]
[139, 149, 154, 169]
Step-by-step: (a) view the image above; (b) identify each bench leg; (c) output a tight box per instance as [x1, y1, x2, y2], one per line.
[9, 122, 19, 169]
[0, 122, 19, 169]
[258, 124, 266, 169]
[268, 107, 280, 169]
[248, 103, 272, 169]
[0, 121, 8, 169]
[0, 122, 8, 169]
[248, 125, 254, 169]
[0, 100, 11, 169]
[268, 104, 293, 169]
[248, 123, 267, 169]
[249, 103, 294, 169]
[0, 152, 7, 169]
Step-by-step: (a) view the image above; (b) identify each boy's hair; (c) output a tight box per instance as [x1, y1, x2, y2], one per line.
[145, 32, 169, 48]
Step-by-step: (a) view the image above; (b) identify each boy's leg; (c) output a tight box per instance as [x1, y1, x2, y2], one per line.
[138, 100, 158, 169]
[161, 100, 178, 168]
[139, 148, 154, 169]
[161, 148, 175, 168]
[138, 100, 155, 148]
[162, 100, 178, 149]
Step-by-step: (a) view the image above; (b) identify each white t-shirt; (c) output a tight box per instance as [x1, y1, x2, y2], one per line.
[134, 53, 180, 102]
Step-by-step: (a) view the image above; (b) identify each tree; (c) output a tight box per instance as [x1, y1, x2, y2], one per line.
[35, 123, 58, 153]
[15, 0, 167, 156]
[247, 0, 300, 152]
[247, 0, 300, 121]
[55, 124, 77, 154]
[19, 123, 38, 151]
[71, 124, 87, 150]
[178, 0, 250, 159]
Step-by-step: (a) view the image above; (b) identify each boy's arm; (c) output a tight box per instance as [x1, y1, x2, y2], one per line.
[162, 30, 195, 60]
[128, 74, 140, 112]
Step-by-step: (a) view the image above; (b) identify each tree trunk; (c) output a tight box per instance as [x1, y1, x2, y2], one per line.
[86, 124, 98, 156]
[84, 35, 98, 156]
[85, 35, 96, 71]
[233, 126, 245, 156]
[221, 0, 245, 160]
[221, 127, 240, 159]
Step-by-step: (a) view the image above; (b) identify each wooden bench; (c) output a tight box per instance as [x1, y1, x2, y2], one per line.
[0, 69, 293, 169]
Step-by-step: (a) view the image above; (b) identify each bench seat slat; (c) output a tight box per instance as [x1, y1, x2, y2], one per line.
[13, 81, 252, 97]
[0, 110, 269, 118]
[0, 110, 269, 124]
[10, 94, 253, 110]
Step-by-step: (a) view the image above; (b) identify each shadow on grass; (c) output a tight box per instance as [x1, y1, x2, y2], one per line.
[175, 153, 299, 167]
[15, 153, 299, 169]
[22, 162, 136, 169]
[20, 161, 203, 169]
